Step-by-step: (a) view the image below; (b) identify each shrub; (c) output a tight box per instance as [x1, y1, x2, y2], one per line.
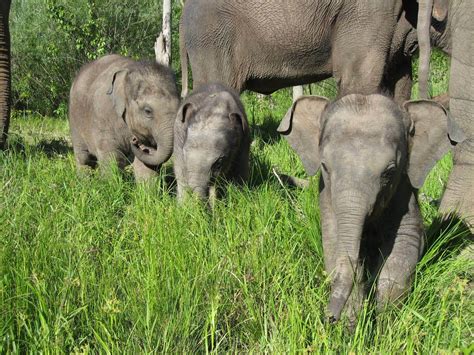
[11, 0, 182, 116]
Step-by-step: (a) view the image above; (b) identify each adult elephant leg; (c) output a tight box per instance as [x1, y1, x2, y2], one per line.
[188, 47, 245, 93]
[0, 0, 11, 150]
[440, 16, 474, 231]
[332, 4, 397, 97]
[382, 57, 413, 105]
[334, 45, 388, 97]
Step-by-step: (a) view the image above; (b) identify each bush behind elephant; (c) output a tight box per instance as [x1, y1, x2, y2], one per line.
[69, 54, 179, 179]
[279, 94, 453, 325]
[173, 83, 250, 202]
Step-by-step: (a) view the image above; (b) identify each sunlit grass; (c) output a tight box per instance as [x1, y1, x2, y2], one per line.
[1, 58, 472, 352]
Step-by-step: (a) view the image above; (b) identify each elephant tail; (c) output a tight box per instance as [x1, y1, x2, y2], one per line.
[417, 0, 434, 99]
[179, 20, 189, 98]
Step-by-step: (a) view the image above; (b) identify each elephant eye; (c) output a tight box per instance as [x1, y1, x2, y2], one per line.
[381, 163, 397, 181]
[143, 106, 153, 118]
[212, 156, 225, 171]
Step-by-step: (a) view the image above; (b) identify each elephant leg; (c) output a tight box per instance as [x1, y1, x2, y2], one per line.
[0, 1, 11, 150]
[97, 146, 129, 176]
[382, 57, 413, 105]
[188, 49, 245, 93]
[73, 139, 97, 170]
[440, 144, 474, 231]
[375, 233, 422, 309]
[376, 199, 424, 310]
[332, 22, 394, 97]
[440, 21, 474, 232]
[133, 156, 158, 181]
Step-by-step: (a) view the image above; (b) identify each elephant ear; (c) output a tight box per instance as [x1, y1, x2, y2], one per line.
[404, 100, 451, 188]
[229, 112, 249, 137]
[277, 96, 329, 176]
[178, 102, 195, 124]
[107, 70, 129, 119]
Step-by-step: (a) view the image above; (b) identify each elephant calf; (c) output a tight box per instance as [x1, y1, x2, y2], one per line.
[69, 54, 179, 179]
[278, 94, 453, 325]
[173, 84, 250, 202]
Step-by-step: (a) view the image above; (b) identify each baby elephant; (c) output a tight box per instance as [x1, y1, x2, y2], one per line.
[173, 84, 250, 201]
[278, 94, 453, 325]
[69, 54, 179, 179]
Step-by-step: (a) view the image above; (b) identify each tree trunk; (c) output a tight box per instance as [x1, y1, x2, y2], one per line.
[155, 0, 172, 67]
[0, 1, 11, 150]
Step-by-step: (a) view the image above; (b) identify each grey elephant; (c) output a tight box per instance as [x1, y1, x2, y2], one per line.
[0, 0, 11, 150]
[417, 0, 473, 231]
[69, 54, 179, 179]
[278, 94, 452, 324]
[173, 84, 250, 201]
[180, 0, 425, 103]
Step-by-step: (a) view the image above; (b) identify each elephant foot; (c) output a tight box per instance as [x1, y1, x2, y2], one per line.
[440, 146, 474, 232]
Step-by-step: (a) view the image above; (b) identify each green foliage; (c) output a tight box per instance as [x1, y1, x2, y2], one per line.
[1, 87, 472, 352]
[11, 0, 182, 116]
[11, 0, 451, 117]
[412, 49, 450, 99]
[3, 1, 468, 351]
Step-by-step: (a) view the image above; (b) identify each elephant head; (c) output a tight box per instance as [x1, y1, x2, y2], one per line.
[278, 94, 452, 321]
[107, 63, 179, 167]
[174, 87, 248, 201]
[0, 0, 11, 150]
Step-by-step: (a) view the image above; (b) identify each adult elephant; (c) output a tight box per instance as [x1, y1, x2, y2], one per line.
[417, 0, 474, 231]
[0, 0, 11, 150]
[180, 0, 421, 103]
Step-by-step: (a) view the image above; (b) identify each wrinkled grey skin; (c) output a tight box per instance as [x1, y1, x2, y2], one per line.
[278, 94, 452, 325]
[180, 0, 422, 103]
[174, 84, 250, 201]
[0, 0, 11, 150]
[417, 0, 473, 231]
[69, 54, 179, 179]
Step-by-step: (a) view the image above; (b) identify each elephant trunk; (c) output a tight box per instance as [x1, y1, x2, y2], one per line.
[0, 3, 11, 150]
[417, 0, 434, 99]
[191, 185, 209, 200]
[187, 172, 210, 200]
[328, 190, 370, 322]
[131, 126, 174, 168]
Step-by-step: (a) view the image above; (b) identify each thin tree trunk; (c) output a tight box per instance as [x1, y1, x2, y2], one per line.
[155, 0, 172, 67]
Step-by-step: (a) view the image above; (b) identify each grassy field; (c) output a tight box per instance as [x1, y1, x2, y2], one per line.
[1, 74, 473, 351]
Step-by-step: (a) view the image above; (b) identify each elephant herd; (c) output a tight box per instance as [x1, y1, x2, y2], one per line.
[0, 0, 472, 327]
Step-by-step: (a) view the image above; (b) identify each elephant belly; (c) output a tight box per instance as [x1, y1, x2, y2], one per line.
[238, 1, 337, 84]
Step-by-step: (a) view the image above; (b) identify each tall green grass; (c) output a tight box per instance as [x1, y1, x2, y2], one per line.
[1, 51, 472, 352]
[1, 89, 472, 352]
